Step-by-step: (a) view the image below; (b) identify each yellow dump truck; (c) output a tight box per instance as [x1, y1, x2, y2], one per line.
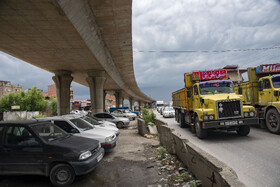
[234, 63, 280, 134]
[172, 69, 258, 139]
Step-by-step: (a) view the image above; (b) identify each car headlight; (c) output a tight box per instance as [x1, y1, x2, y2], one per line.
[79, 151, 92, 160]
[244, 112, 249, 117]
[249, 111, 255, 117]
[105, 136, 113, 142]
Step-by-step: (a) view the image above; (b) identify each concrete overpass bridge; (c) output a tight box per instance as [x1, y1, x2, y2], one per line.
[0, 0, 154, 115]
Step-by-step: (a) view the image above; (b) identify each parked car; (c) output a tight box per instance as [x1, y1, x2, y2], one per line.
[92, 113, 130, 128]
[159, 107, 165, 115]
[162, 107, 175, 118]
[111, 109, 137, 120]
[38, 115, 118, 152]
[0, 120, 104, 186]
[109, 107, 140, 116]
[79, 115, 120, 136]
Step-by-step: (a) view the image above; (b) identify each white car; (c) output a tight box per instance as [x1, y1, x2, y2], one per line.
[38, 115, 118, 152]
[111, 109, 137, 121]
[162, 107, 175, 118]
[80, 115, 120, 136]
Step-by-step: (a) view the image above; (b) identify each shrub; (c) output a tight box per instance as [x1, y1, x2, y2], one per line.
[142, 108, 155, 125]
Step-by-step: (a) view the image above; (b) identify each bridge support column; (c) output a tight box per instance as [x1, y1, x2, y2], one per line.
[114, 91, 123, 108]
[138, 100, 142, 111]
[87, 70, 106, 113]
[52, 71, 73, 116]
[129, 98, 134, 110]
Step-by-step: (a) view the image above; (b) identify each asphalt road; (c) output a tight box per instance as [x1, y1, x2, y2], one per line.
[156, 111, 280, 187]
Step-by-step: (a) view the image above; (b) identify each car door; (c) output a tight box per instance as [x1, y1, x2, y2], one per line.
[104, 113, 115, 123]
[1, 125, 45, 175]
[193, 85, 200, 109]
[259, 79, 273, 105]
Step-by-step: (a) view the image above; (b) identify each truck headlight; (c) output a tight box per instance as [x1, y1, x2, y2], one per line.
[203, 115, 209, 121]
[79, 151, 92, 160]
[209, 115, 214, 120]
[249, 111, 255, 117]
[244, 112, 249, 117]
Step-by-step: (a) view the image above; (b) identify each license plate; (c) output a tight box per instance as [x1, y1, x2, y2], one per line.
[97, 153, 103, 162]
[225, 120, 238, 126]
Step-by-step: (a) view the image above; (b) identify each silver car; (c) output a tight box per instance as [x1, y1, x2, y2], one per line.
[92, 113, 130, 128]
[111, 109, 137, 121]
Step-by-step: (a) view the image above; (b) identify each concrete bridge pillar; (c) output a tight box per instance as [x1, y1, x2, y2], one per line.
[86, 70, 106, 113]
[138, 100, 142, 111]
[52, 71, 73, 115]
[129, 98, 134, 110]
[114, 91, 123, 107]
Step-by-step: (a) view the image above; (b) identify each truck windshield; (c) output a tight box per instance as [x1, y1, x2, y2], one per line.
[199, 81, 234, 95]
[272, 77, 280, 88]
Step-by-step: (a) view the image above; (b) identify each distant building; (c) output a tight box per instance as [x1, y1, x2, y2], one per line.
[222, 65, 247, 82]
[105, 95, 116, 110]
[0, 80, 23, 99]
[44, 84, 74, 101]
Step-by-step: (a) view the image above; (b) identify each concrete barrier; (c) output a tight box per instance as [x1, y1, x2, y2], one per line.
[154, 118, 245, 187]
[137, 118, 149, 136]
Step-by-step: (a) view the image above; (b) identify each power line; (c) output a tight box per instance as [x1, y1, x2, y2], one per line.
[133, 46, 280, 53]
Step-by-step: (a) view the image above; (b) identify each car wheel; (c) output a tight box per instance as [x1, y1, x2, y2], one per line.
[117, 121, 124, 128]
[266, 108, 280, 134]
[236, 125, 250, 136]
[50, 164, 75, 186]
[195, 116, 207, 139]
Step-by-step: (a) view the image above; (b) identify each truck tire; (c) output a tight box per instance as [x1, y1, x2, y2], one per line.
[195, 116, 207, 139]
[265, 108, 280, 134]
[175, 110, 179, 122]
[179, 113, 187, 128]
[237, 125, 250, 136]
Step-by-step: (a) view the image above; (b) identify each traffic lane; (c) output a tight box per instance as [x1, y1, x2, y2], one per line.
[156, 112, 280, 187]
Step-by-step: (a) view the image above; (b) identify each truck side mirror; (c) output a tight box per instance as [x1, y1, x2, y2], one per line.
[274, 91, 279, 97]
[238, 85, 242, 94]
[258, 81, 263, 91]
[187, 88, 191, 97]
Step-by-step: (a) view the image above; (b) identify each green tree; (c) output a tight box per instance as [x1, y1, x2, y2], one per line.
[0, 86, 47, 112]
[50, 97, 57, 115]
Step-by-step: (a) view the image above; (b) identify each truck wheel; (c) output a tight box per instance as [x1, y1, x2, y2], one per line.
[266, 109, 280, 134]
[237, 126, 250, 136]
[50, 164, 75, 186]
[175, 110, 179, 122]
[190, 124, 196, 133]
[195, 116, 207, 139]
[179, 113, 187, 128]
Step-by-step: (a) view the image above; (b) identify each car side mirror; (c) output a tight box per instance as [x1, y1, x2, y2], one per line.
[274, 90, 279, 97]
[70, 128, 79, 133]
[187, 88, 191, 98]
[258, 81, 263, 91]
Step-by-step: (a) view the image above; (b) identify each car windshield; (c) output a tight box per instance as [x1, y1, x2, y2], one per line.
[164, 107, 173, 111]
[199, 81, 234, 95]
[81, 116, 99, 125]
[272, 77, 280, 88]
[70, 118, 93, 131]
[31, 122, 68, 142]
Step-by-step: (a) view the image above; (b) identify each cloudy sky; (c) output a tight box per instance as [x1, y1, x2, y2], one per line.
[0, 0, 280, 103]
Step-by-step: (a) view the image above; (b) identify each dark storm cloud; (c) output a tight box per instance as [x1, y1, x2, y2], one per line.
[132, 0, 280, 102]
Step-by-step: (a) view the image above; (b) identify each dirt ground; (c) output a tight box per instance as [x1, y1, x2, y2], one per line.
[0, 120, 170, 187]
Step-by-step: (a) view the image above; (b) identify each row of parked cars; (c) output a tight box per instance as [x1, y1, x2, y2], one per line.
[0, 112, 134, 186]
[157, 106, 175, 118]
